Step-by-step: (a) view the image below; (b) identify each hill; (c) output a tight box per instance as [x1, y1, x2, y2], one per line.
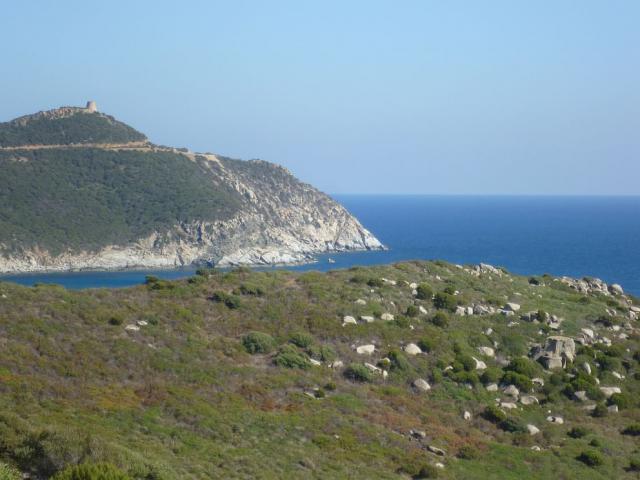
[0, 260, 639, 479]
[0, 103, 382, 272]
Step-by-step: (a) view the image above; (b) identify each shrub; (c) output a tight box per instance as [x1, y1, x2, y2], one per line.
[235, 283, 264, 296]
[455, 354, 476, 372]
[499, 417, 527, 434]
[430, 311, 449, 328]
[52, 463, 131, 480]
[609, 392, 633, 410]
[629, 458, 640, 472]
[622, 423, 640, 436]
[288, 332, 313, 349]
[108, 316, 123, 326]
[577, 450, 604, 467]
[433, 293, 457, 311]
[416, 283, 433, 300]
[274, 346, 311, 369]
[367, 278, 384, 288]
[0, 463, 20, 480]
[480, 368, 502, 385]
[528, 277, 541, 285]
[415, 464, 439, 479]
[457, 445, 480, 460]
[405, 305, 419, 317]
[417, 337, 436, 353]
[568, 426, 590, 439]
[344, 364, 373, 383]
[501, 372, 533, 392]
[443, 285, 456, 295]
[388, 350, 411, 371]
[505, 358, 541, 378]
[210, 292, 241, 309]
[592, 403, 608, 418]
[483, 405, 507, 424]
[242, 332, 275, 354]
[317, 345, 337, 362]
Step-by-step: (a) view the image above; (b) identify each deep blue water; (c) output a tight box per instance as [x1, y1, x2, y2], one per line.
[1, 196, 639, 295]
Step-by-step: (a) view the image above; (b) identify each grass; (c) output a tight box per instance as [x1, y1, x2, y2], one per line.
[0, 260, 638, 478]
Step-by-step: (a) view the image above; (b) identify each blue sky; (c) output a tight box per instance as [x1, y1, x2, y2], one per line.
[1, 1, 638, 194]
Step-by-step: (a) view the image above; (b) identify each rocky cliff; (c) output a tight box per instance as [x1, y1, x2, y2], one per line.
[0, 105, 383, 273]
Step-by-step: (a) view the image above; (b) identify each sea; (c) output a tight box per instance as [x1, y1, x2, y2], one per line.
[1, 195, 639, 295]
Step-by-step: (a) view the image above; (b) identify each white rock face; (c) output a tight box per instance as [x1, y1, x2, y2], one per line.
[413, 378, 431, 392]
[404, 343, 422, 356]
[356, 344, 375, 355]
[0, 155, 384, 273]
[342, 316, 357, 326]
[477, 346, 495, 357]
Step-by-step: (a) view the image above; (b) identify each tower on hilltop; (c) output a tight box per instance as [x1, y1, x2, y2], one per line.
[85, 100, 98, 113]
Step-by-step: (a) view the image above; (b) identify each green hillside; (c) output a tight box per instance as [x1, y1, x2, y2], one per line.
[0, 111, 146, 147]
[0, 261, 639, 479]
[0, 149, 242, 254]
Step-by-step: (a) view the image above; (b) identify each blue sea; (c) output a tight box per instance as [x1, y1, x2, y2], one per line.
[2, 196, 639, 295]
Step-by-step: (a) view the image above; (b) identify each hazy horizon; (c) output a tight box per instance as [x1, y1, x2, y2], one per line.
[2, 1, 639, 195]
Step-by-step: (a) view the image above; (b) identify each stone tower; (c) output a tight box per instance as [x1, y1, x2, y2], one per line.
[85, 100, 98, 113]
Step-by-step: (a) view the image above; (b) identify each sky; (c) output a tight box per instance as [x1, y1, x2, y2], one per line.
[1, 1, 639, 195]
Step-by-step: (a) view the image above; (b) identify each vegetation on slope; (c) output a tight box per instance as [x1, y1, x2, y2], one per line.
[0, 149, 243, 254]
[0, 261, 639, 479]
[0, 112, 146, 147]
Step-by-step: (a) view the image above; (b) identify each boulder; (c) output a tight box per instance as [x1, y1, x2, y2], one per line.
[410, 429, 426, 439]
[526, 424, 540, 435]
[455, 306, 466, 316]
[463, 411, 472, 421]
[573, 391, 588, 402]
[413, 378, 431, 392]
[486, 383, 499, 392]
[404, 343, 422, 356]
[342, 315, 357, 326]
[356, 344, 375, 355]
[532, 336, 575, 369]
[546, 416, 563, 424]
[609, 283, 624, 295]
[309, 358, 322, 366]
[355, 298, 367, 305]
[419, 306, 428, 314]
[520, 395, 538, 405]
[360, 315, 375, 323]
[478, 346, 495, 357]
[427, 445, 446, 456]
[583, 362, 592, 375]
[125, 324, 140, 332]
[500, 402, 518, 409]
[329, 360, 343, 369]
[532, 377, 545, 387]
[503, 385, 520, 398]
[381, 313, 394, 321]
[504, 302, 521, 312]
[472, 357, 487, 370]
[599, 386, 621, 398]
[608, 404, 619, 413]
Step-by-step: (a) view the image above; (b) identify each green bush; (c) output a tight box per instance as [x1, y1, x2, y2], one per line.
[483, 405, 507, 424]
[416, 283, 433, 300]
[433, 292, 457, 311]
[454, 354, 476, 372]
[568, 426, 590, 439]
[210, 292, 241, 309]
[242, 332, 275, 354]
[289, 332, 314, 349]
[274, 346, 311, 369]
[388, 350, 411, 371]
[415, 464, 439, 479]
[52, 463, 131, 480]
[0, 463, 21, 480]
[344, 364, 374, 383]
[577, 450, 604, 467]
[505, 358, 540, 378]
[622, 423, 640, 436]
[367, 278, 384, 288]
[609, 392, 633, 410]
[499, 417, 527, 434]
[430, 311, 449, 328]
[235, 283, 265, 296]
[629, 458, 640, 472]
[480, 368, 502, 385]
[457, 445, 480, 460]
[592, 403, 608, 418]
[405, 305, 419, 317]
[501, 372, 533, 392]
[417, 337, 436, 353]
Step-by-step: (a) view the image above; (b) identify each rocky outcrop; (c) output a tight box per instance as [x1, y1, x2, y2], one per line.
[0, 154, 383, 273]
[531, 336, 576, 369]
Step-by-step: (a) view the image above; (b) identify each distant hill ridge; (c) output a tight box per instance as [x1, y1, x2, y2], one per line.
[0, 102, 383, 272]
[0, 101, 147, 147]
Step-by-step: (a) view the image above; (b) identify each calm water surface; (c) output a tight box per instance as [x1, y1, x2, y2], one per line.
[2, 196, 639, 295]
